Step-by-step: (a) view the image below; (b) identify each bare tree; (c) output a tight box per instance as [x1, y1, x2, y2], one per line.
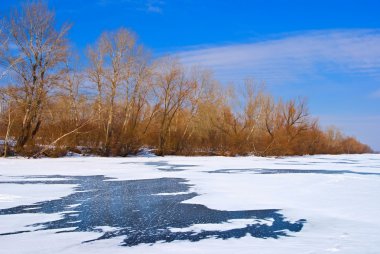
[172, 67, 213, 153]
[153, 59, 196, 155]
[2, 2, 70, 153]
[262, 96, 278, 154]
[87, 43, 105, 130]
[88, 29, 137, 154]
[0, 88, 15, 157]
[61, 56, 83, 128]
[240, 80, 266, 154]
[281, 98, 309, 145]
[118, 50, 153, 154]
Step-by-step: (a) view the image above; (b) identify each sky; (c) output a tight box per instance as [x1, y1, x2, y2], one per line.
[1, 0, 380, 150]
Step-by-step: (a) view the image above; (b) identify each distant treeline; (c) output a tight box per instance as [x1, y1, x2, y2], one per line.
[0, 2, 372, 157]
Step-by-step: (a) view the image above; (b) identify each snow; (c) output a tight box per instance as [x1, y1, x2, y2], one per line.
[0, 213, 63, 234]
[0, 154, 380, 253]
[0, 183, 77, 209]
[168, 218, 274, 233]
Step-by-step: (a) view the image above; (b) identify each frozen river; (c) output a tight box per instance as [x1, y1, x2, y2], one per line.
[0, 154, 379, 253]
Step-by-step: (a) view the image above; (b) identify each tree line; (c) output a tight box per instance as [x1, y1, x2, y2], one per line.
[0, 2, 372, 157]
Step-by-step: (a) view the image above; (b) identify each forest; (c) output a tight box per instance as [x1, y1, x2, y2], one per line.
[0, 2, 372, 157]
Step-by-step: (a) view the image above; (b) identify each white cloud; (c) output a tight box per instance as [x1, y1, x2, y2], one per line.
[175, 30, 380, 84]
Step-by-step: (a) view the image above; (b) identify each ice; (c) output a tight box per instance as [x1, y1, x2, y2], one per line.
[0, 154, 379, 253]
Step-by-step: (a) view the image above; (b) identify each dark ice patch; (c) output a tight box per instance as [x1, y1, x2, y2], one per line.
[0, 175, 305, 246]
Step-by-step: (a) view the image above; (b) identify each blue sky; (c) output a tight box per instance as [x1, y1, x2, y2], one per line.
[1, 0, 380, 150]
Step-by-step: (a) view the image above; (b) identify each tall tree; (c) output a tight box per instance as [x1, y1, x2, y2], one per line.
[87, 41, 105, 145]
[88, 28, 139, 154]
[2, 1, 70, 153]
[153, 59, 196, 155]
[61, 53, 84, 128]
[118, 52, 152, 154]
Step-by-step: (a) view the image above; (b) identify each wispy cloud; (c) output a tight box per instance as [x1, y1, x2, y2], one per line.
[175, 29, 380, 84]
[370, 88, 380, 98]
[146, 0, 164, 13]
[97, 0, 164, 13]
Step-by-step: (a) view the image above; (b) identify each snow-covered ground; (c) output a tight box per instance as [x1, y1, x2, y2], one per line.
[0, 154, 380, 253]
